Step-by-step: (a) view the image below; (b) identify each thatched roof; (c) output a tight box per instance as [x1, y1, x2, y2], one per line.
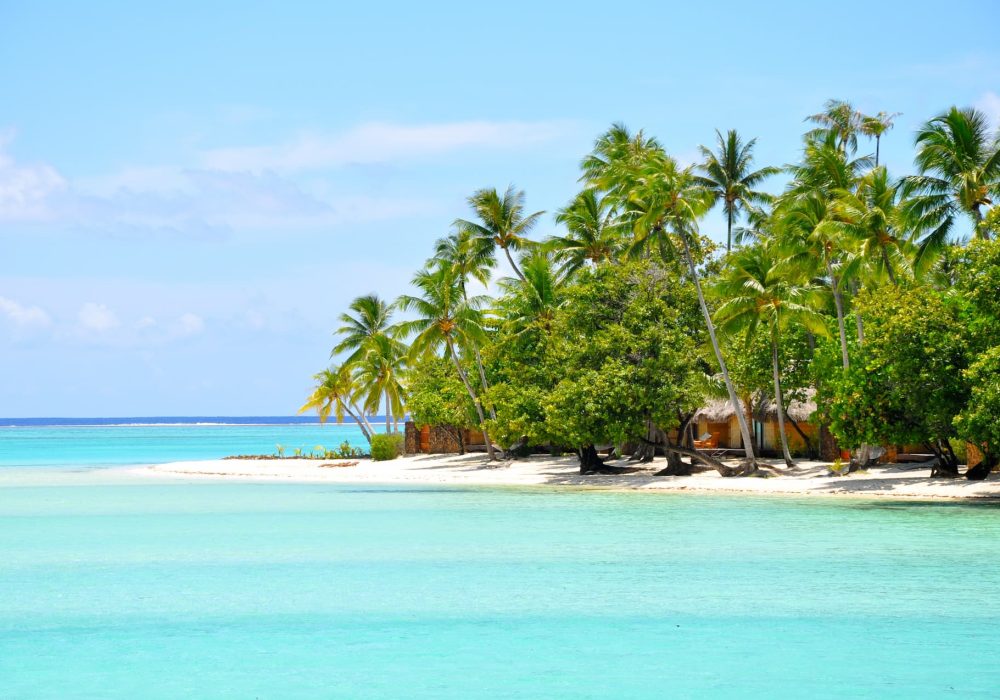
[695, 391, 817, 424]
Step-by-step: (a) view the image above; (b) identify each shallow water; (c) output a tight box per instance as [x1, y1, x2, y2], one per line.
[2, 468, 999, 698]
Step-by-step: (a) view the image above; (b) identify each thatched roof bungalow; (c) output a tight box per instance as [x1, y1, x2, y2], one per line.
[694, 394, 818, 454]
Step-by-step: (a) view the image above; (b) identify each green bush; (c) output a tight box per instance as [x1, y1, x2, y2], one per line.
[370, 433, 404, 461]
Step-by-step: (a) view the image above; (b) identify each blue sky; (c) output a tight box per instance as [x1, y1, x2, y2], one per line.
[2, 1, 998, 416]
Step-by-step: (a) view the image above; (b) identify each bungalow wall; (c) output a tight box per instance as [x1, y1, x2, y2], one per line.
[403, 421, 485, 454]
[761, 419, 818, 454]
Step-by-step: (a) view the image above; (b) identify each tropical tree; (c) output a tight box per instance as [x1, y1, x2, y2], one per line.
[584, 128, 758, 471]
[714, 244, 828, 468]
[548, 189, 623, 275]
[299, 365, 376, 444]
[435, 228, 497, 419]
[455, 185, 543, 282]
[860, 111, 900, 167]
[903, 107, 1000, 248]
[496, 250, 567, 335]
[354, 334, 407, 434]
[395, 263, 497, 460]
[332, 294, 405, 431]
[696, 129, 779, 252]
[831, 166, 911, 285]
[806, 99, 863, 155]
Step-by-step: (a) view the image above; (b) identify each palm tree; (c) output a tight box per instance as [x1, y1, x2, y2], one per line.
[396, 263, 497, 460]
[548, 189, 623, 275]
[435, 229, 497, 420]
[355, 334, 407, 434]
[696, 129, 779, 252]
[832, 166, 911, 285]
[298, 365, 375, 444]
[455, 185, 543, 282]
[585, 131, 758, 471]
[496, 250, 567, 335]
[860, 111, 900, 167]
[806, 99, 863, 155]
[332, 294, 406, 432]
[714, 244, 828, 468]
[903, 106, 1000, 245]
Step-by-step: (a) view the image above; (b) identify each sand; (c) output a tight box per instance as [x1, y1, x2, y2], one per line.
[135, 453, 1000, 500]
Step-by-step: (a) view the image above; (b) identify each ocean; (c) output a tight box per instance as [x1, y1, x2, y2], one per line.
[1, 420, 999, 697]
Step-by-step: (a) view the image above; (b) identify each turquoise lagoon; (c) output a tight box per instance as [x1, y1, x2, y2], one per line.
[2, 421, 1000, 697]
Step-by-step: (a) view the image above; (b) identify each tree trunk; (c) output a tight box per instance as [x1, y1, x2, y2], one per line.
[473, 345, 497, 421]
[880, 243, 897, 286]
[503, 245, 527, 282]
[827, 261, 850, 369]
[874, 135, 880, 167]
[384, 388, 391, 434]
[447, 340, 496, 461]
[578, 444, 629, 475]
[345, 406, 373, 444]
[726, 208, 733, 253]
[678, 230, 757, 471]
[966, 452, 996, 480]
[656, 443, 757, 477]
[771, 330, 795, 469]
[850, 279, 865, 345]
[785, 413, 816, 459]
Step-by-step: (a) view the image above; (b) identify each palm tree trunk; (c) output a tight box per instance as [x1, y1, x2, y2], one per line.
[726, 208, 733, 253]
[880, 243, 897, 285]
[503, 245, 527, 282]
[850, 279, 865, 345]
[384, 388, 391, 433]
[345, 406, 373, 444]
[827, 262, 850, 369]
[473, 346, 497, 421]
[446, 340, 497, 461]
[874, 135, 880, 167]
[679, 230, 756, 468]
[771, 328, 795, 469]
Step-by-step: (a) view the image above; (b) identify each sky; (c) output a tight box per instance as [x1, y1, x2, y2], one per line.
[2, 0, 999, 417]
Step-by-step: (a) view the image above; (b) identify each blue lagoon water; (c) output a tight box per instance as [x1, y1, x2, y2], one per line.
[2, 420, 1000, 697]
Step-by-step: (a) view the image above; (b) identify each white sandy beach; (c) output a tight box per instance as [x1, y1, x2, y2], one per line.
[136, 454, 1000, 500]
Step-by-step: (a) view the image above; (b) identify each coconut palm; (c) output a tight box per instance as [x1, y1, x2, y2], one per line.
[455, 186, 543, 282]
[332, 294, 406, 431]
[298, 365, 375, 444]
[496, 250, 567, 335]
[860, 111, 900, 167]
[434, 228, 497, 420]
[585, 131, 758, 471]
[714, 244, 828, 468]
[903, 106, 1000, 248]
[395, 263, 497, 460]
[548, 189, 623, 275]
[696, 129, 779, 252]
[355, 334, 407, 434]
[832, 166, 912, 285]
[806, 99, 863, 155]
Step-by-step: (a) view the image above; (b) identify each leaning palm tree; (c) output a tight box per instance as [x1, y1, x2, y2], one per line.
[696, 129, 779, 252]
[298, 365, 376, 444]
[903, 106, 1000, 248]
[586, 132, 758, 472]
[714, 244, 829, 468]
[860, 111, 900, 167]
[435, 228, 497, 420]
[548, 189, 624, 275]
[454, 185, 543, 282]
[355, 334, 407, 434]
[395, 263, 497, 460]
[332, 293, 406, 431]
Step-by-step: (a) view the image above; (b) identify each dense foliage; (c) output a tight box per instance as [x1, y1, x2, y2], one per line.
[300, 99, 1000, 479]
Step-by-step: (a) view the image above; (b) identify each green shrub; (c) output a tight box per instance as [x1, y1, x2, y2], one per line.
[371, 433, 404, 461]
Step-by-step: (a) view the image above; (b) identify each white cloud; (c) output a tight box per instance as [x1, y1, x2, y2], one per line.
[0, 129, 66, 221]
[77, 302, 119, 332]
[200, 119, 574, 173]
[0, 296, 51, 327]
[176, 312, 204, 335]
[975, 91, 1000, 131]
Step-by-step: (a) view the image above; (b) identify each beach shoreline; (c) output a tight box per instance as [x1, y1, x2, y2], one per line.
[134, 453, 1000, 501]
